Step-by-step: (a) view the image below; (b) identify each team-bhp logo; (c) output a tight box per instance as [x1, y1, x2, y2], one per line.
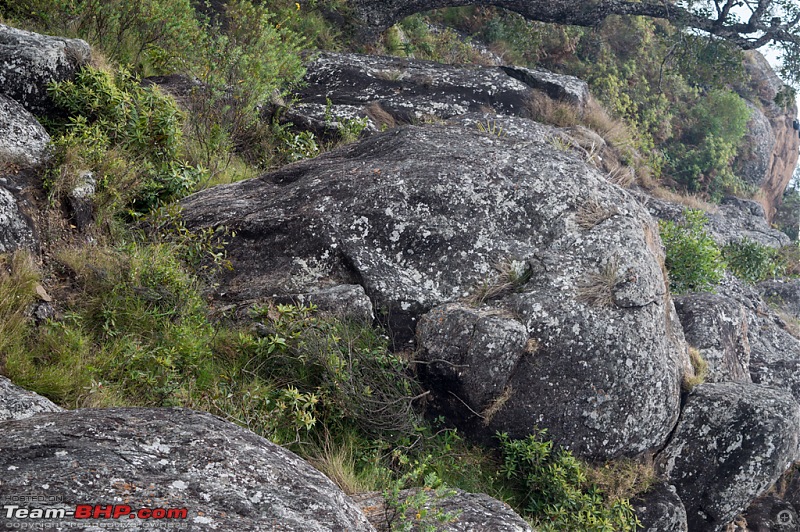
[2, 503, 189, 529]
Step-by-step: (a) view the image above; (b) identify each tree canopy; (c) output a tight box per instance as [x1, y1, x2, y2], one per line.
[348, 0, 800, 83]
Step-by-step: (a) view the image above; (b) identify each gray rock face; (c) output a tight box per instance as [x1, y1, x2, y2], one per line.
[500, 65, 589, 111]
[657, 382, 800, 532]
[279, 52, 581, 141]
[674, 293, 751, 383]
[0, 93, 51, 169]
[741, 493, 800, 532]
[758, 279, 800, 320]
[0, 408, 375, 531]
[735, 101, 775, 188]
[181, 115, 688, 459]
[0, 376, 62, 421]
[717, 275, 800, 402]
[0, 186, 36, 252]
[641, 193, 790, 248]
[66, 171, 96, 231]
[0, 23, 91, 114]
[633, 483, 688, 532]
[353, 488, 532, 532]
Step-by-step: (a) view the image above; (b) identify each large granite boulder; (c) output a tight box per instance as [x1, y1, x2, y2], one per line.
[656, 382, 800, 532]
[0, 23, 91, 114]
[733, 51, 800, 221]
[0, 93, 51, 169]
[353, 488, 532, 531]
[0, 375, 62, 421]
[0, 407, 375, 531]
[0, 185, 36, 252]
[633, 483, 688, 532]
[758, 279, 800, 320]
[181, 115, 688, 459]
[674, 293, 751, 383]
[277, 52, 587, 141]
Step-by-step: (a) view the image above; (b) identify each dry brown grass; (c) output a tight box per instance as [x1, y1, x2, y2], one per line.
[585, 458, 657, 504]
[648, 186, 720, 214]
[682, 347, 709, 392]
[465, 259, 531, 305]
[577, 256, 620, 307]
[525, 90, 579, 127]
[481, 385, 513, 426]
[364, 102, 397, 130]
[576, 199, 618, 230]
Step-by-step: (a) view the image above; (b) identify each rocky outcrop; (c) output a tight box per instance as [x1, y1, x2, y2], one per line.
[757, 279, 800, 320]
[353, 488, 532, 531]
[0, 93, 51, 169]
[181, 115, 688, 459]
[641, 193, 791, 248]
[0, 186, 36, 252]
[0, 376, 62, 421]
[656, 382, 800, 531]
[0, 407, 376, 531]
[734, 51, 800, 222]
[674, 293, 751, 383]
[0, 23, 91, 114]
[276, 52, 587, 141]
[633, 483, 688, 532]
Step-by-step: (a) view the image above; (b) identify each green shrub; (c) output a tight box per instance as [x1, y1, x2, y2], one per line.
[659, 209, 725, 294]
[722, 238, 785, 284]
[498, 430, 640, 531]
[47, 66, 206, 213]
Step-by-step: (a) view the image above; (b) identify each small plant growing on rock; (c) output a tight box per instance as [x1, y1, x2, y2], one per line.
[498, 430, 640, 531]
[682, 347, 709, 392]
[466, 259, 531, 305]
[659, 209, 725, 294]
[722, 238, 785, 284]
[577, 256, 620, 307]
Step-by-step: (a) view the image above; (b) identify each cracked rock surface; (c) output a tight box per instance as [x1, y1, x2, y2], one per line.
[181, 115, 688, 459]
[0, 408, 375, 531]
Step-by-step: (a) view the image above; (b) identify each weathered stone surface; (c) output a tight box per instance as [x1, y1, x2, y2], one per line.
[0, 376, 62, 422]
[734, 51, 800, 222]
[657, 382, 800, 532]
[758, 279, 800, 321]
[0, 93, 51, 169]
[740, 492, 800, 532]
[279, 52, 581, 141]
[0, 186, 36, 252]
[500, 65, 589, 111]
[181, 115, 688, 459]
[674, 293, 751, 383]
[66, 171, 96, 231]
[353, 488, 532, 532]
[294, 284, 375, 322]
[641, 193, 790, 248]
[633, 483, 688, 532]
[0, 23, 90, 114]
[718, 275, 800, 402]
[0, 408, 376, 531]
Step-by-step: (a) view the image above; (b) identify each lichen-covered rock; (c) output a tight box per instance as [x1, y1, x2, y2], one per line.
[717, 275, 800, 402]
[656, 382, 800, 532]
[674, 293, 751, 383]
[0, 23, 90, 114]
[758, 279, 800, 321]
[0, 408, 375, 531]
[641, 193, 790, 248]
[740, 493, 799, 532]
[277, 52, 579, 141]
[66, 171, 96, 231]
[181, 115, 688, 459]
[0, 93, 51, 169]
[352, 488, 532, 532]
[633, 483, 688, 532]
[0, 186, 36, 252]
[0, 376, 62, 421]
[500, 65, 589, 110]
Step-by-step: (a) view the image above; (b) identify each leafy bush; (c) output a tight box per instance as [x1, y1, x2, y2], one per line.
[659, 209, 725, 294]
[722, 238, 785, 283]
[498, 430, 640, 531]
[47, 66, 205, 213]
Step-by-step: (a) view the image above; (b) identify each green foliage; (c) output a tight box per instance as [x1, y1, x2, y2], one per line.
[666, 89, 751, 198]
[659, 210, 725, 294]
[0, 0, 203, 74]
[498, 431, 640, 531]
[46, 66, 206, 213]
[775, 181, 800, 241]
[722, 238, 785, 284]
